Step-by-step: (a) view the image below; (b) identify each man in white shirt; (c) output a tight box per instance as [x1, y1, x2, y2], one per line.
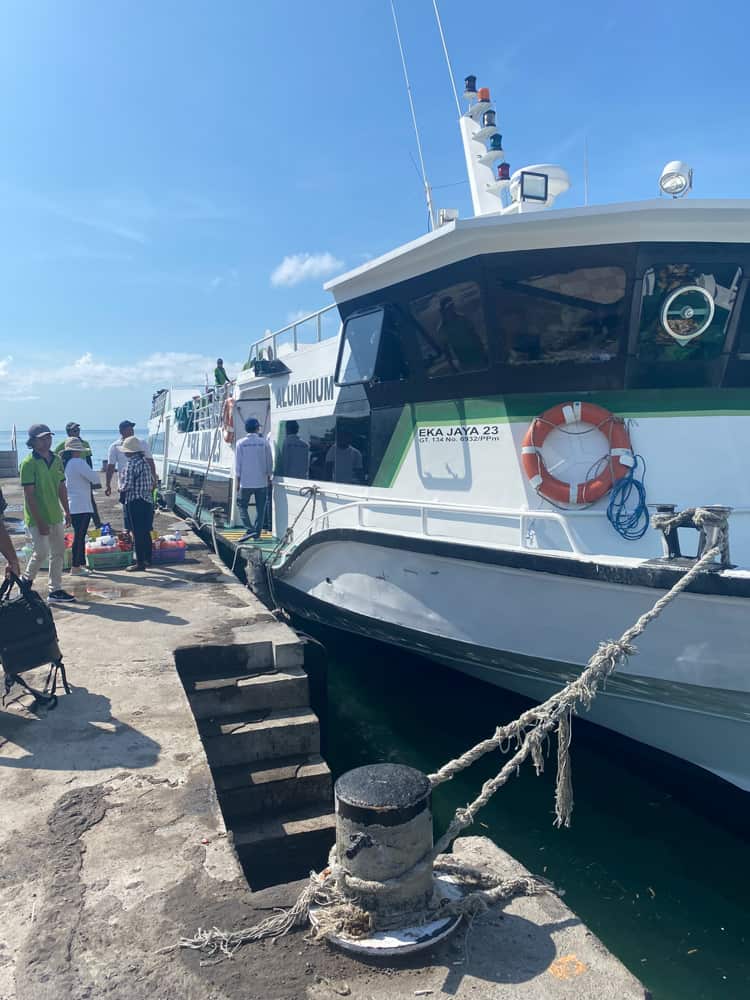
[277, 420, 310, 479]
[105, 420, 155, 529]
[235, 417, 273, 542]
[325, 427, 364, 484]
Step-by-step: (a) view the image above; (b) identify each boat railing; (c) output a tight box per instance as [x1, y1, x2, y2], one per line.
[279, 488, 590, 556]
[190, 382, 234, 432]
[247, 304, 340, 365]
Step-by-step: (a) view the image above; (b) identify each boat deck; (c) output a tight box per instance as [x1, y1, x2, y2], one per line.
[173, 494, 281, 559]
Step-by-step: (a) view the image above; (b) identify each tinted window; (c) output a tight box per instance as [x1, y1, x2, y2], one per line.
[277, 416, 370, 485]
[637, 263, 742, 361]
[409, 280, 489, 378]
[336, 309, 384, 385]
[737, 291, 750, 358]
[492, 266, 626, 365]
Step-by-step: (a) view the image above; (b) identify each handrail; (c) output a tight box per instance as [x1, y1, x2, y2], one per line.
[276, 486, 586, 557]
[248, 303, 339, 364]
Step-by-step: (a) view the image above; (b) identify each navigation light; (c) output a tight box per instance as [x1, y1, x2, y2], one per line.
[464, 75, 477, 97]
[489, 133, 503, 151]
[498, 163, 510, 181]
[482, 110, 496, 128]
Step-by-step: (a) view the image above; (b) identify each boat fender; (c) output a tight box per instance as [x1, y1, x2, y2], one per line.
[520, 401, 633, 506]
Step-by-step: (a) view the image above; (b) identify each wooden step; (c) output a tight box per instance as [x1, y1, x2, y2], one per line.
[232, 804, 336, 890]
[188, 667, 309, 720]
[214, 753, 332, 820]
[198, 708, 320, 767]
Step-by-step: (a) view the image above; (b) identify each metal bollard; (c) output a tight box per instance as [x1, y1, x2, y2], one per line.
[334, 763, 434, 928]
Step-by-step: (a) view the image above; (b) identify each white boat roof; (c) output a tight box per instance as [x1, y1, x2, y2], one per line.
[324, 198, 750, 304]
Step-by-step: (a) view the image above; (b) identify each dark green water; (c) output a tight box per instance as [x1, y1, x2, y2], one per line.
[309, 624, 748, 1000]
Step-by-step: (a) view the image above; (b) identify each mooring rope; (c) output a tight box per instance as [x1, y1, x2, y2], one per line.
[178, 508, 728, 957]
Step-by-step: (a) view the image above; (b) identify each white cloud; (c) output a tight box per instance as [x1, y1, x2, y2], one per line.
[270, 252, 343, 287]
[0, 351, 245, 399]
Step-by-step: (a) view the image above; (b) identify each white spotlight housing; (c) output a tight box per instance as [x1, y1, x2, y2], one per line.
[659, 160, 693, 198]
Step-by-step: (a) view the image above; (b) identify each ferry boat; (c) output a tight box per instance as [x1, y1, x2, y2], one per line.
[147, 78, 750, 793]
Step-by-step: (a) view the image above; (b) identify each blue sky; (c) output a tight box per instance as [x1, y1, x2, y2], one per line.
[1, 0, 748, 435]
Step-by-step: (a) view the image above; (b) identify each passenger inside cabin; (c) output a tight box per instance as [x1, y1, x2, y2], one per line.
[437, 295, 488, 372]
[277, 420, 310, 478]
[325, 427, 364, 484]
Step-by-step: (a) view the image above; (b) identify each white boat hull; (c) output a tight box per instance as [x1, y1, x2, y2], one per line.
[274, 535, 750, 792]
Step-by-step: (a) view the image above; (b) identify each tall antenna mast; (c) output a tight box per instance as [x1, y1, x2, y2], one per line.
[389, 0, 436, 231]
[584, 136, 590, 206]
[431, 0, 461, 117]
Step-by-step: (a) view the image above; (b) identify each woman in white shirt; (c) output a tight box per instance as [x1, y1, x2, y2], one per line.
[63, 437, 102, 576]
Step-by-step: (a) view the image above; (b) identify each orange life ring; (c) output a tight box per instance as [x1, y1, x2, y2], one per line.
[520, 401, 633, 506]
[221, 397, 235, 444]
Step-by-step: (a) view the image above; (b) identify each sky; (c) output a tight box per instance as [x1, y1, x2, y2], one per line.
[1, 0, 749, 435]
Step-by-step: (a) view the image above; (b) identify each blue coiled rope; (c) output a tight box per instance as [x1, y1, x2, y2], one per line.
[607, 455, 650, 540]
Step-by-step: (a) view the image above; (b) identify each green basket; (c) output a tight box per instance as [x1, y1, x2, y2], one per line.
[85, 548, 134, 570]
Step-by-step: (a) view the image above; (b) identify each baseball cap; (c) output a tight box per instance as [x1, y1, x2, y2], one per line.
[118, 419, 136, 433]
[65, 421, 80, 434]
[26, 423, 53, 447]
[245, 417, 260, 432]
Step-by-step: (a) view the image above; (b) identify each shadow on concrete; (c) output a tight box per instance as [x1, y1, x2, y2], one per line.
[438, 914, 582, 994]
[60, 601, 189, 626]
[0, 684, 160, 771]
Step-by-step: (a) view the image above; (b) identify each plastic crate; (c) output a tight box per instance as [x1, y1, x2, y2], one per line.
[151, 544, 186, 564]
[20, 545, 72, 571]
[85, 548, 134, 570]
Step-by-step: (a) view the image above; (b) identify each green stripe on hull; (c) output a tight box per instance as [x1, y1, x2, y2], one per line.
[372, 387, 750, 488]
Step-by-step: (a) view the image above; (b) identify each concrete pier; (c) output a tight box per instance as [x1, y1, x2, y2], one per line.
[0, 478, 647, 999]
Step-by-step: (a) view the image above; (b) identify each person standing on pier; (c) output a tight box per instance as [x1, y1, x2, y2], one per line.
[19, 423, 76, 603]
[0, 488, 21, 579]
[55, 420, 102, 528]
[118, 438, 154, 572]
[235, 417, 273, 542]
[105, 420, 155, 530]
[63, 437, 101, 576]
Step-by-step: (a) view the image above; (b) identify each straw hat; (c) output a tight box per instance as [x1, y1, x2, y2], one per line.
[119, 436, 144, 454]
[64, 437, 86, 452]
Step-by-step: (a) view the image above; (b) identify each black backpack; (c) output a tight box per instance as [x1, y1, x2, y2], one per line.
[0, 573, 70, 708]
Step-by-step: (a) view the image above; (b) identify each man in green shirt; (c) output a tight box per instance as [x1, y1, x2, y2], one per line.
[214, 359, 230, 386]
[54, 421, 92, 462]
[20, 423, 76, 603]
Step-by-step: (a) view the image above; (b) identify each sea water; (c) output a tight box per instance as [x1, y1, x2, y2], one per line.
[312, 624, 749, 1000]
[1, 428, 150, 468]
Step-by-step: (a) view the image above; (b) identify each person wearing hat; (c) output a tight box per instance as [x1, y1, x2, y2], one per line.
[118, 437, 154, 572]
[105, 420, 155, 530]
[19, 423, 76, 603]
[63, 437, 102, 576]
[55, 420, 101, 528]
[235, 416, 273, 542]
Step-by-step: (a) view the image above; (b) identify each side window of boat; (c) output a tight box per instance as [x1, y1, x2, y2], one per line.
[637, 264, 742, 361]
[276, 416, 370, 485]
[736, 291, 750, 358]
[408, 281, 489, 378]
[492, 266, 627, 365]
[336, 309, 385, 385]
